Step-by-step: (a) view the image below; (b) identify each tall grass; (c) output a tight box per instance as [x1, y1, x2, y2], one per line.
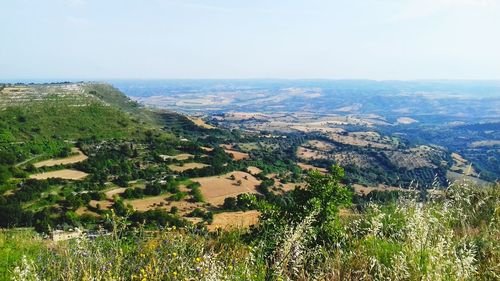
[0, 228, 43, 281]
[10, 181, 499, 280]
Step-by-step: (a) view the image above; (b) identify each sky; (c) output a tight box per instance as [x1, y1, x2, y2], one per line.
[1, 0, 500, 80]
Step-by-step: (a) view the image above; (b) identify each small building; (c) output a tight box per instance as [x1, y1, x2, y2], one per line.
[50, 228, 83, 242]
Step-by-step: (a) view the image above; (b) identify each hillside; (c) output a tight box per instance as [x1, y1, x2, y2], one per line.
[1, 82, 498, 280]
[0, 83, 295, 235]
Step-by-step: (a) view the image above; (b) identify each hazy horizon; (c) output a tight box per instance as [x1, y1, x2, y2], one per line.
[2, 0, 500, 80]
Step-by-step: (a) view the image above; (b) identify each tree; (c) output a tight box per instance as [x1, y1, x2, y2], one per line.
[223, 197, 237, 210]
[258, 165, 352, 244]
[302, 166, 352, 241]
[0, 165, 11, 184]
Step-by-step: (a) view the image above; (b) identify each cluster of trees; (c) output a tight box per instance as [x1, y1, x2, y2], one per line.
[186, 208, 213, 223]
[222, 193, 259, 211]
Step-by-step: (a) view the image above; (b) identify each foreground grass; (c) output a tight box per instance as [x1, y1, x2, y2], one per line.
[0, 229, 44, 281]
[7, 181, 500, 280]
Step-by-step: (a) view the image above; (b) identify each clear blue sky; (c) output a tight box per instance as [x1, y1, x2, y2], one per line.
[1, 0, 500, 80]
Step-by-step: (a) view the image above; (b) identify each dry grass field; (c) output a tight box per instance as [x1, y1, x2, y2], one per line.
[206, 210, 260, 231]
[33, 148, 88, 168]
[470, 140, 500, 148]
[297, 162, 328, 173]
[224, 149, 249, 160]
[168, 163, 209, 172]
[75, 206, 99, 217]
[450, 152, 478, 176]
[125, 195, 203, 214]
[193, 171, 261, 206]
[352, 184, 405, 195]
[104, 187, 127, 199]
[446, 171, 491, 186]
[328, 132, 393, 149]
[160, 153, 194, 161]
[289, 125, 345, 134]
[88, 199, 113, 209]
[296, 146, 328, 160]
[187, 116, 215, 129]
[246, 166, 263, 175]
[29, 169, 88, 180]
[306, 140, 335, 150]
[274, 182, 305, 193]
[385, 151, 435, 169]
[332, 151, 375, 169]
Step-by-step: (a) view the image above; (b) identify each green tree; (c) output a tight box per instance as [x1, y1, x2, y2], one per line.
[258, 165, 352, 244]
[302, 165, 352, 241]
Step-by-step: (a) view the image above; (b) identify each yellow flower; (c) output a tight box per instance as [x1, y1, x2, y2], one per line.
[195, 257, 202, 263]
[228, 265, 233, 270]
[173, 271, 178, 277]
[172, 252, 177, 257]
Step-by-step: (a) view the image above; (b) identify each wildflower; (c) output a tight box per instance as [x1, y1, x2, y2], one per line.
[172, 252, 177, 257]
[195, 257, 202, 263]
[173, 271, 177, 277]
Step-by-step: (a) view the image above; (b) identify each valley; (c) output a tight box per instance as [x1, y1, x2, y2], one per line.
[1, 81, 498, 280]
